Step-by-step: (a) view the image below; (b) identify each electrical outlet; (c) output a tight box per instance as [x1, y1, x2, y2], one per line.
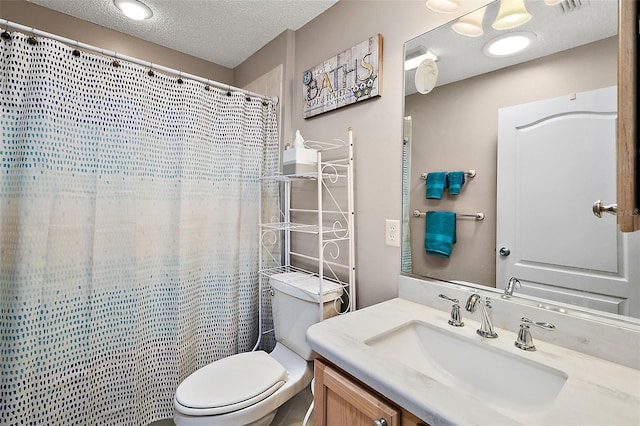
[385, 219, 400, 247]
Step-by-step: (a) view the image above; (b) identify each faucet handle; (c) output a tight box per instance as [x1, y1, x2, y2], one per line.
[515, 317, 556, 351]
[521, 317, 555, 330]
[438, 294, 464, 327]
[438, 293, 459, 304]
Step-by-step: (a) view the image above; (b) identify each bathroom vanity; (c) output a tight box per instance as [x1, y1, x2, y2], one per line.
[307, 276, 640, 425]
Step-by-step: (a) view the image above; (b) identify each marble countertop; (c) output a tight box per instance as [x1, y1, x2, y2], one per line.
[307, 297, 640, 426]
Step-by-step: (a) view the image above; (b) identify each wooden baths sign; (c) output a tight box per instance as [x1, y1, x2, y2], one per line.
[302, 34, 382, 118]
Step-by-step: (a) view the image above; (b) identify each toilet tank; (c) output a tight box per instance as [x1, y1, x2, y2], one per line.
[269, 272, 343, 361]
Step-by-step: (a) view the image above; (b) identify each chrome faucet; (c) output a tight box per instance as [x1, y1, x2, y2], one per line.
[515, 317, 556, 351]
[465, 294, 498, 338]
[504, 277, 521, 297]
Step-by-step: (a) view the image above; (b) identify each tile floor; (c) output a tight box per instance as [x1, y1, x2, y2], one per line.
[148, 386, 314, 426]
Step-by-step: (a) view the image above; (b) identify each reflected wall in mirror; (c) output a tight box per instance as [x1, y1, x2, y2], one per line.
[402, 0, 640, 320]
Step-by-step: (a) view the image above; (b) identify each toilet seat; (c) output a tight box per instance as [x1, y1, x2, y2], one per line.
[174, 351, 287, 415]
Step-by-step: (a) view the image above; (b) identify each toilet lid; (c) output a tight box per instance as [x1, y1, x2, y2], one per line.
[175, 351, 288, 414]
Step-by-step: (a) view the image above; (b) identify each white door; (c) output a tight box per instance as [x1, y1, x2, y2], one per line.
[497, 86, 639, 316]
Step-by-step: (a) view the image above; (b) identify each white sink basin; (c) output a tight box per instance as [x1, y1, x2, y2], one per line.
[365, 320, 568, 423]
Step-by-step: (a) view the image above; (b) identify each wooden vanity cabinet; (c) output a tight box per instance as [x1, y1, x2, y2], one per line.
[314, 358, 430, 426]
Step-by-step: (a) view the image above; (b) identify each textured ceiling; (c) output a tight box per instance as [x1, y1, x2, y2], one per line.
[25, 0, 338, 68]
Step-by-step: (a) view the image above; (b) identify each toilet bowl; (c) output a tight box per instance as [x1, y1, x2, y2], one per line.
[173, 342, 312, 426]
[173, 272, 342, 426]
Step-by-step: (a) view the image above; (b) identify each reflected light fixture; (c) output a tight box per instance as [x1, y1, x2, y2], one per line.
[425, 0, 460, 14]
[492, 0, 532, 30]
[544, 0, 563, 4]
[483, 32, 535, 57]
[113, 0, 153, 20]
[452, 6, 488, 37]
[404, 50, 440, 70]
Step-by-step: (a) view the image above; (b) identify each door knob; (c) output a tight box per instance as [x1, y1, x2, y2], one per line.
[592, 200, 617, 218]
[499, 247, 510, 256]
[373, 419, 388, 426]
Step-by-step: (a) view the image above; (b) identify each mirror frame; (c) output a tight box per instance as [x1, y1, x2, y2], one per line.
[617, 0, 639, 232]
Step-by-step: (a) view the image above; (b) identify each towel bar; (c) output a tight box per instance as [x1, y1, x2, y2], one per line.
[420, 170, 476, 179]
[412, 210, 484, 220]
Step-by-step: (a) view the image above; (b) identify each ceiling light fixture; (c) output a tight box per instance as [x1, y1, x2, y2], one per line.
[483, 32, 536, 57]
[425, 0, 460, 14]
[492, 0, 531, 30]
[404, 50, 440, 70]
[452, 6, 488, 37]
[113, 0, 153, 21]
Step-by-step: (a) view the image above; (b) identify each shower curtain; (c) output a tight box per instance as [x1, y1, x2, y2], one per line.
[0, 32, 279, 425]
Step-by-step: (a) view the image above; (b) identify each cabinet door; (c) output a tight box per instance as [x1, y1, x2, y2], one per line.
[314, 359, 400, 426]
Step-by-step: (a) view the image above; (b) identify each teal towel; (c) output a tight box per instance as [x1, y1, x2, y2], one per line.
[425, 211, 456, 257]
[425, 172, 448, 199]
[448, 171, 465, 195]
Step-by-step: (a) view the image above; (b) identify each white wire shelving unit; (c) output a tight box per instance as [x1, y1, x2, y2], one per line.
[258, 128, 355, 325]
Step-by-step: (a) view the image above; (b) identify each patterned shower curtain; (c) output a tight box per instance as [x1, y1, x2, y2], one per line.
[0, 32, 279, 425]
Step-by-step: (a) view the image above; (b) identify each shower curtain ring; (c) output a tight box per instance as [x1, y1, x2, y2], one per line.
[177, 71, 183, 84]
[108, 49, 120, 68]
[226, 86, 232, 96]
[148, 63, 155, 77]
[72, 40, 81, 57]
[204, 80, 211, 91]
[1, 28, 10, 41]
[27, 28, 37, 45]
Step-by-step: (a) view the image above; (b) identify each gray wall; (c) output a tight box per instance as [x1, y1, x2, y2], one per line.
[235, 30, 295, 149]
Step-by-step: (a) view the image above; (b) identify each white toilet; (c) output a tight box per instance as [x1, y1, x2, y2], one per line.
[173, 272, 343, 426]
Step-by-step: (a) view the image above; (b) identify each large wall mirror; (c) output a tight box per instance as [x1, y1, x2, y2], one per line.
[402, 0, 640, 321]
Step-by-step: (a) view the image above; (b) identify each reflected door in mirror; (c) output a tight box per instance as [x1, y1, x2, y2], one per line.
[497, 86, 640, 317]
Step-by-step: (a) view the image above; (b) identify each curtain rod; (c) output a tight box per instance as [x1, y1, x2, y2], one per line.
[0, 18, 279, 105]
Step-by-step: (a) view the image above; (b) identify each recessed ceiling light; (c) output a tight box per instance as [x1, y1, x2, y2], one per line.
[483, 32, 536, 57]
[113, 0, 153, 21]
